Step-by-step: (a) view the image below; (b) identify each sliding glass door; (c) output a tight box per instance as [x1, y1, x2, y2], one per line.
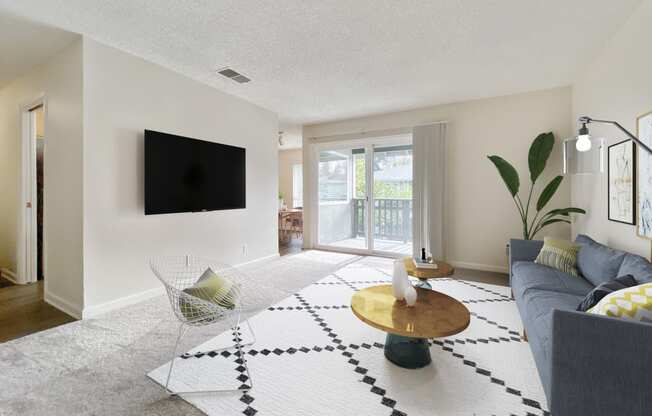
[372, 145, 413, 255]
[316, 136, 412, 256]
[317, 147, 368, 250]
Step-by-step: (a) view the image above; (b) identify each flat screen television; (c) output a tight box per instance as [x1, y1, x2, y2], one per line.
[144, 130, 246, 215]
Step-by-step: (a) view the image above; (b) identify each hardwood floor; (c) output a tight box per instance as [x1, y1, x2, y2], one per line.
[454, 267, 509, 287]
[279, 237, 303, 256]
[0, 281, 76, 343]
[0, 275, 14, 288]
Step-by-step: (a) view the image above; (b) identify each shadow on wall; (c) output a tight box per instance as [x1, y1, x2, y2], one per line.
[113, 128, 145, 214]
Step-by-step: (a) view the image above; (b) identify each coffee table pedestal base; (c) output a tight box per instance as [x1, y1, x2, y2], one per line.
[384, 333, 431, 369]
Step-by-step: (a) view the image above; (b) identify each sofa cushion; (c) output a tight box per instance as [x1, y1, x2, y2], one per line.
[575, 234, 627, 286]
[515, 289, 585, 399]
[576, 274, 638, 312]
[618, 253, 652, 284]
[511, 261, 593, 299]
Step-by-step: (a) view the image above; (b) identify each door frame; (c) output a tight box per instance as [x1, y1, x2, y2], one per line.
[17, 95, 46, 284]
[311, 134, 412, 257]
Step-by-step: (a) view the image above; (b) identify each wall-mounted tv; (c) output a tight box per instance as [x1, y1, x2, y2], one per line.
[144, 130, 246, 215]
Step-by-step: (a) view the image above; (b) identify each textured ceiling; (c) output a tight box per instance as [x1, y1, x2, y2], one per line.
[0, 12, 78, 88]
[0, 1, 641, 124]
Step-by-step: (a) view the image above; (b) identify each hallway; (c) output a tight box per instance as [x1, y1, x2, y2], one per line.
[0, 282, 75, 343]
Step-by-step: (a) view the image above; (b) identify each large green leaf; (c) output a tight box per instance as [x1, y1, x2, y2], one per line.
[532, 218, 571, 239]
[528, 132, 555, 183]
[540, 218, 571, 227]
[543, 207, 587, 218]
[536, 175, 563, 211]
[488, 155, 520, 197]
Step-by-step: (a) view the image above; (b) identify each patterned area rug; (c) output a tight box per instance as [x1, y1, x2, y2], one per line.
[148, 259, 549, 416]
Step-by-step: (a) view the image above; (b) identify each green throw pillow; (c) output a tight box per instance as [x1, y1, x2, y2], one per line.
[180, 268, 236, 320]
[534, 237, 581, 277]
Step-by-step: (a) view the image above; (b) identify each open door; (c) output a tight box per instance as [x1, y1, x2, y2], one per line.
[18, 99, 45, 284]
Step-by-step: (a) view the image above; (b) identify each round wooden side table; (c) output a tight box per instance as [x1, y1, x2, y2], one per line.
[403, 257, 454, 289]
[351, 285, 470, 369]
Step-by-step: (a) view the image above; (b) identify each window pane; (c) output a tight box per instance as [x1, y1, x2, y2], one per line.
[319, 151, 349, 202]
[372, 145, 413, 255]
[353, 152, 366, 199]
[373, 147, 413, 199]
[292, 164, 303, 208]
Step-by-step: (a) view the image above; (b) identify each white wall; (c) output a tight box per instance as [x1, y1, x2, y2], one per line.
[81, 39, 279, 314]
[571, 0, 652, 258]
[0, 39, 84, 314]
[278, 123, 303, 150]
[278, 148, 302, 208]
[304, 87, 573, 272]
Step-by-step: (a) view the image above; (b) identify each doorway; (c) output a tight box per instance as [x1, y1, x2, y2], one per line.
[0, 99, 75, 343]
[314, 135, 413, 256]
[19, 101, 45, 284]
[34, 106, 45, 280]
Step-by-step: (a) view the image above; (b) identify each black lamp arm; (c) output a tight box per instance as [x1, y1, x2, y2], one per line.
[579, 116, 652, 155]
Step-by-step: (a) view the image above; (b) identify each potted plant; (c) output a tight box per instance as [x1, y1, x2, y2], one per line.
[278, 192, 285, 210]
[487, 132, 585, 242]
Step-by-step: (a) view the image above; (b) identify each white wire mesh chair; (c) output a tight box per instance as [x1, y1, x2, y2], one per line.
[150, 255, 267, 396]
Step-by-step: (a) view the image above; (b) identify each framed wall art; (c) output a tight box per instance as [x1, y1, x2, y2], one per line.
[637, 111, 652, 238]
[608, 139, 635, 224]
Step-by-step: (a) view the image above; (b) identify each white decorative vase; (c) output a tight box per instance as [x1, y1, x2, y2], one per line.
[404, 284, 417, 307]
[392, 260, 409, 300]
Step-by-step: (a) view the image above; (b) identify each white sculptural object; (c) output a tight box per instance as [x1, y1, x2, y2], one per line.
[404, 284, 417, 307]
[392, 259, 409, 300]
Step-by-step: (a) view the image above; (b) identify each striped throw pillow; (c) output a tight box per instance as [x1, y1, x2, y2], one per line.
[534, 237, 581, 277]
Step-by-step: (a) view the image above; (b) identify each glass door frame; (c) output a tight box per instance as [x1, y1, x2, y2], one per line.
[312, 134, 412, 257]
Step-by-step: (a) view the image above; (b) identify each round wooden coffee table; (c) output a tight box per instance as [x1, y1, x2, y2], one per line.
[351, 285, 470, 369]
[403, 257, 454, 289]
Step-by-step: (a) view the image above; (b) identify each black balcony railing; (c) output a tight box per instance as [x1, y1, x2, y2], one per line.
[352, 198, 412, 242]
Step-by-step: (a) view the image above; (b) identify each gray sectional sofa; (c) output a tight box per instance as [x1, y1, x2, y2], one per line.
[509, 234, 652, 416]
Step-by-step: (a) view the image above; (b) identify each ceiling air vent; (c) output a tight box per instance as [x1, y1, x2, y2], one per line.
[217, 67, 251, 83]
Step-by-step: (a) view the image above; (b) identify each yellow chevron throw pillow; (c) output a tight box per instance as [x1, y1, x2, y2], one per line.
[587, 283, 652, 322]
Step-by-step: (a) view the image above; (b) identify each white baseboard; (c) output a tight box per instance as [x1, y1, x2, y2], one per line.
[235, 252, 280, 267]
[82, 286, 165, 319]
[45, 291, 83, 319]
[0, 268, 19, 284]
[449, 261, 508, 274]
[81, 253, 281, 320]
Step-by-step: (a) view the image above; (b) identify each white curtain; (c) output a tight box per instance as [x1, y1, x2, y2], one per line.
[412, 123, 447, 260]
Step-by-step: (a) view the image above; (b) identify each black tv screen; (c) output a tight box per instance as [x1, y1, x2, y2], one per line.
[144, 130, 246, 215]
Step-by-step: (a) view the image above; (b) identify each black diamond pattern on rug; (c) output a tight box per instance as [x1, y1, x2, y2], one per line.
[150, 261, 549, 416]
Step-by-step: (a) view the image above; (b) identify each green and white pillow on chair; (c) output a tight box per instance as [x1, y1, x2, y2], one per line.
[180, 268, 237, 320]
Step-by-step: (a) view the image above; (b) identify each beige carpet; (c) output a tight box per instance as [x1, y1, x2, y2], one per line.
[0, 250, 360, 416]
[0, 251, 515, 416]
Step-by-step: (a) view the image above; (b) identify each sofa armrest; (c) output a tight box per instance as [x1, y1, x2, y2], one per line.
[508, 239, 543, 284]
[551, 309, 652, 416]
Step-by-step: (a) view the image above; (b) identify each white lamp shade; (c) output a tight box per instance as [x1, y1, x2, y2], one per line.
[564, 137, 604, 174]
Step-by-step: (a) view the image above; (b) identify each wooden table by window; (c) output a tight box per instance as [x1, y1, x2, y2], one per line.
[279, 209, 303, 243]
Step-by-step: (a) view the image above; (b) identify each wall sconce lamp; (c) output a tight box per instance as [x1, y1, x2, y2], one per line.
[575, 116, 652, 155]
